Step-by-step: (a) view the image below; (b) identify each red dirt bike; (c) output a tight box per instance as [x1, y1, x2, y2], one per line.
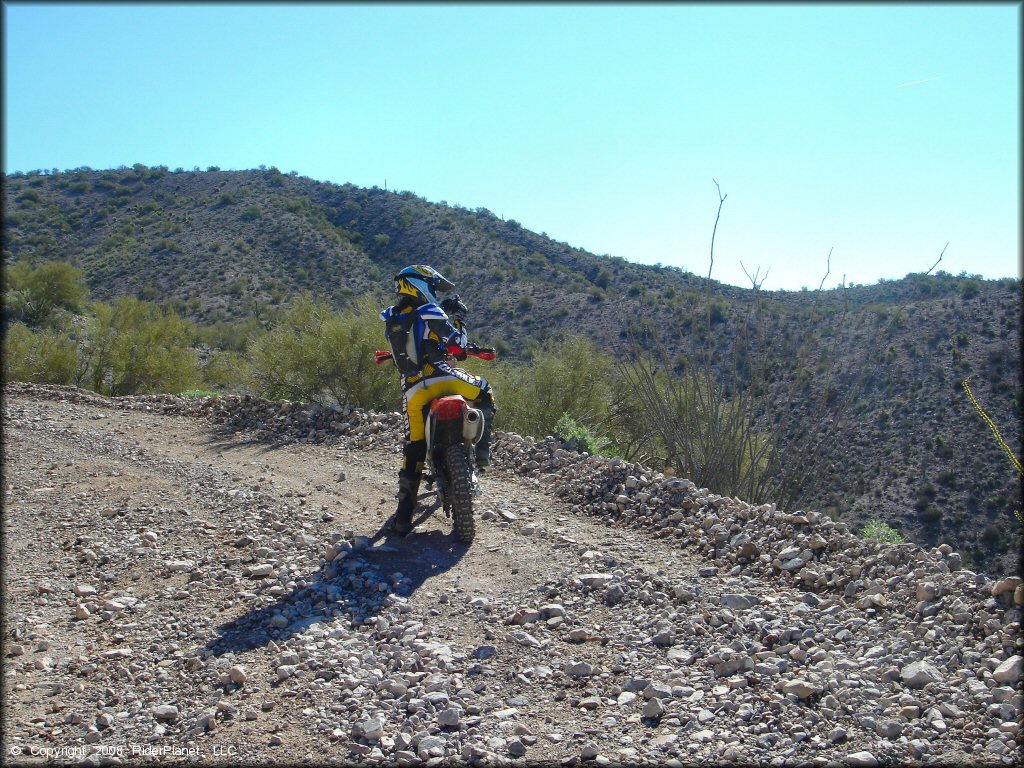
[374, 345, 495, 542]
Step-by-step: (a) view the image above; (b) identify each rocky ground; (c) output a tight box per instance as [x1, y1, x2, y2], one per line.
[2, 382, 1021, 767]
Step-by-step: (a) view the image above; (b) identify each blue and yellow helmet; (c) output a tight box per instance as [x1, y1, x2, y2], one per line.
[394, 265, 455, 306]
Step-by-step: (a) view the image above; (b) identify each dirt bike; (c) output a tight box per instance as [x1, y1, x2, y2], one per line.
[373, 345, 495, 543]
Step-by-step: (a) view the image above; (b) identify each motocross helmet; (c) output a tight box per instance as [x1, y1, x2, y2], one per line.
[394, 265, 455, 306]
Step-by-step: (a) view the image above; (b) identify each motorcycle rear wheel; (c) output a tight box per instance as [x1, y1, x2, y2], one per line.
[444, 443, 476, 543]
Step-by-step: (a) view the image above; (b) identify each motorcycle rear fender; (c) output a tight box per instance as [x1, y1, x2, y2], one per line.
[430, 395, 467, 421]
[425, 395, 466, 459]
[424, 397, 483, 459]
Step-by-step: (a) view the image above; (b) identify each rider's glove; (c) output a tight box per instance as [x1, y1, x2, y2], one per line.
[446, 344, 469, 362]
[441, 295, 468, 322]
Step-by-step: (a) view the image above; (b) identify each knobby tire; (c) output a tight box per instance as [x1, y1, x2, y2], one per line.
[445, 443, 475, 543]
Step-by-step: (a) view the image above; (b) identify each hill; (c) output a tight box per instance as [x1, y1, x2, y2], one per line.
[2, 165, 1021, 575]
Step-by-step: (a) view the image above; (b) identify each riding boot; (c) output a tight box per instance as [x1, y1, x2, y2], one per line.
[391, 470, 420, 536]
[475, 403, 495, 470]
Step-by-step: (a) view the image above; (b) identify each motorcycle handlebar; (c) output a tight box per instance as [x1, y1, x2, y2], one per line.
[373, 346, 496, 365]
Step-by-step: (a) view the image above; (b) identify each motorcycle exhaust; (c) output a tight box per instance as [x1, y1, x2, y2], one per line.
[463, 408, 484, 444]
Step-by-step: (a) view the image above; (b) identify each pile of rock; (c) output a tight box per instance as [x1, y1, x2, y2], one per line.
[5, 383, 404, 447]
[492, 429, 1020, 636]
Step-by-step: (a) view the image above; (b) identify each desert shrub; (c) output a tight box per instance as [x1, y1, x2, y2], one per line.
[3, 259, 89, 326]
[920, 504, 944, 525]
[981, 524, 1001, 547]
[603, 362, 662, 462]
[616, 354, 773, 499]
[486, 334, 612, 440]
[862, 519, 903, 544]
[202, 350, 251, 393]
[151, 239, 181, 253]
[246, 294, 391, 408]
[554, 413, 610, 456]
[81, 297, 200, 396]
[708, 297, 728, 324]
[914, 481, 937, 511]
[182, 388, 220, 398]
[2, 322, 79, 384]
[195, 317, 264, 353]
[959, 280, 981, 300]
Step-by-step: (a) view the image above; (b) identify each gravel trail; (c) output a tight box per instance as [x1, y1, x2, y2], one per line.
[2, 383, 1020, 767]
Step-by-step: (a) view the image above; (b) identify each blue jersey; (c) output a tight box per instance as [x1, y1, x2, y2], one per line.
[381, 302, 468, 379]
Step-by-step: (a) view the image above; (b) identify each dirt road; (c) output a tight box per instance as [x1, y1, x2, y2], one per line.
[2, 384, 1017, 766]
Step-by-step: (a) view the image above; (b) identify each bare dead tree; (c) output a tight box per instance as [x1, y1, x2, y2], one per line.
[926, 242, 948, 276]
[708, 180, 727, 284]
[740, 261, 771, 291]
[817, 247, 833, 292]
[614, 185, 956, 511]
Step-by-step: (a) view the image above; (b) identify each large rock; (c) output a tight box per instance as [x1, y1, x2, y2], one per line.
[642, 698, 665, 718]
[900, 660, 943, 689]
[153, 704, 179, 721]
[781, 679, 821, 699]
[991, 577, 1022, 597]
[566, 661, 595, 678]
[721, 593, 760, 611]
[510, 631, 540, 648]
[355, 718, 384, 740]
[992, 655, 1022, 684]
[875, 719, 904, 738]
[577, 573, 614, 588]
[437, 708, 461, 727]
[846, 752, 879, 767]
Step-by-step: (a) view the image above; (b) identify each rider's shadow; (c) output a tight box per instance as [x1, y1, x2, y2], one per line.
[201, 501, 468, 658]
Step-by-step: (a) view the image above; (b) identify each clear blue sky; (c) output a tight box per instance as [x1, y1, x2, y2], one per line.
[3, 2, 1019, 291]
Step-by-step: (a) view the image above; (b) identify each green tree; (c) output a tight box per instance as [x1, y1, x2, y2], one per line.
[2, 322, 79, 384]
[247, 294, 392, 408]
[3, 259, 89, 326]
[81, 297, 200, 395]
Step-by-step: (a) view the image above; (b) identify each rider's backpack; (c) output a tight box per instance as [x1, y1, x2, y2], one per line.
[384, 309, 420, 375]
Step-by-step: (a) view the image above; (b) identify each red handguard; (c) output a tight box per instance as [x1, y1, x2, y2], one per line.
[373, 350, 393, 365]
[448, 344, 497, 361]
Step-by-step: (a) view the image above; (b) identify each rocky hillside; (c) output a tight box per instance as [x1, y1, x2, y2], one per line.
[2, 166, 1021, 575]
[2, 383, 1021, 767]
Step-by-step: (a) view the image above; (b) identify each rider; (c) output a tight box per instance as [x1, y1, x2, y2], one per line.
[380, 265, 496, 536]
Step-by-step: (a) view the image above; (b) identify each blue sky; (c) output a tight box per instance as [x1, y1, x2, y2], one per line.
[3, 2, 1019, 291]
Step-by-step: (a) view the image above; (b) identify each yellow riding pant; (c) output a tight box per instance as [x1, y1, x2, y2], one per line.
[400, 362, 492, 473]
